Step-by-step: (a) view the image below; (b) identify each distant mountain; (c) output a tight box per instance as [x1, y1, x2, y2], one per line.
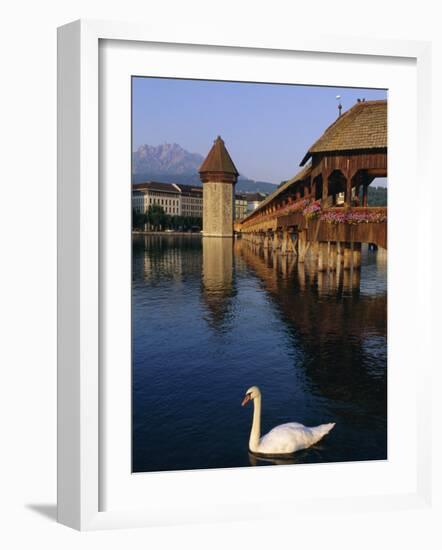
[235, 180, 277, 194]
[133, 143, 204, 176]
[132, 143, 277, 194]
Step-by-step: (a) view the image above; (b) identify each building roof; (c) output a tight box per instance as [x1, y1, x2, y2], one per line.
[199, 136, 239, 176]
[300, 99, 387, 165]
[132, 181, 181, 193]
[175, 184, 203, 196]
[245, 192, 267, 202]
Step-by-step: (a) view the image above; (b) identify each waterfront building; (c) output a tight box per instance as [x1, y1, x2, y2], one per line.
[132, 189, 148, 213]
[176, 184, 203, 218]
[199, 136, 239, 238]
[245, 192, 267, 213]
[132, 182, 182, 215]
[133, 169, 251, 225]
[234, 193, 248, 220]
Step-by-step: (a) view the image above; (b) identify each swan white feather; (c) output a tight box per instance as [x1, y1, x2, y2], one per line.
[242, 386, 335, 455]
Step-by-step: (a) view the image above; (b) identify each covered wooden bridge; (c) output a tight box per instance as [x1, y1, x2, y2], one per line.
[237, 99, 387, 270]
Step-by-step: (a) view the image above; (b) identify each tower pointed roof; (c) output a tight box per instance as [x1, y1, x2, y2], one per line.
[199, 136, 239, 177]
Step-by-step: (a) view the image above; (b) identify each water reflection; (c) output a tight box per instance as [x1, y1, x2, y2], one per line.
[132, 235, 387, 472]
[239, 241, 387, 409]
[201, 237, 235, 330]
[248, 447, 328, 466]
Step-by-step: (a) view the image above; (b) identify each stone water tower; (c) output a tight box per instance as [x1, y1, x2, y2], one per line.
[199, 136, 239, 237]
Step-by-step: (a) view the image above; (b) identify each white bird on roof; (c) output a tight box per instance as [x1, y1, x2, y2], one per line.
[241, 386, 335, 456]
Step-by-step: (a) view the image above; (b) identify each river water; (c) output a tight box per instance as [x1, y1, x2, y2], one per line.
[132, 234, 387, 472]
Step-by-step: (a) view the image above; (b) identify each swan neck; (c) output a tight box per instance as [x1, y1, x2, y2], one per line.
[249, 394, 261, 452]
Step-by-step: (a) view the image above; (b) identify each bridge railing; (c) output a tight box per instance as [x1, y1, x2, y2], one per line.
[240, 199, 387, 231]
[240, 198, 311, 230]
[318, 207, 387, 224]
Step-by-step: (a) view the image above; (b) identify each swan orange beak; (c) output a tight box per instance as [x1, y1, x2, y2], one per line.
[241, 394, 251, 407]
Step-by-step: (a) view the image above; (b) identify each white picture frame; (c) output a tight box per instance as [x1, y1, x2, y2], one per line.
[57, 19, 433, 531]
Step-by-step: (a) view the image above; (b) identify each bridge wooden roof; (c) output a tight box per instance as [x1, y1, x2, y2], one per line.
[240, 163, 312, 221]
[300, 100, 387, 166]
[199, 136, 239, 176]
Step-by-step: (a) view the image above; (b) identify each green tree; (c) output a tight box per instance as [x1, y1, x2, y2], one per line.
[132, 209, 146, 230]
[146, 204, 166, 230]
[358, 186, 387, 207]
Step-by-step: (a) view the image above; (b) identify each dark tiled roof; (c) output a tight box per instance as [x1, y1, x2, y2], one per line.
[175, 184, 203, 196]
[300, 99, 387, 165]
[132, 181, 180, 193]
[199, 136, 239, 176]
[245, 192, 267, 202]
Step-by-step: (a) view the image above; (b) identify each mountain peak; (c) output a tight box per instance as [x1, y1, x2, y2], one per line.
[132, 142, 277, 194]
[133, 143, 204, 176]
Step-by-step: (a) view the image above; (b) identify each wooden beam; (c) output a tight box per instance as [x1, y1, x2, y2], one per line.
[366, 168, 387, 178]
[362, 183, 368, 207]
[345, 174, 352, 206]
[322, 172, 329, 204]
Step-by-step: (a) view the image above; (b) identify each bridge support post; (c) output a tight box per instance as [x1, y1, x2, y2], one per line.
[297, 261, 306, 290]
[343, 265, 361, 291]
[352, 268, 361, 289]
[329, 242, 337, 271]
[343, 268, 351, 291]
[289, 232, 297, 255]
[377, 246, 387, 265]
[343, 242, 352, 269]
[263, 233, 270, 249]
[353, 242, 362, 269]
[318, 242, 328, 272]
[317, 271, 327, 295]
[310, 241, 319, 262]
[298, 231, 309, 263]
[281, 230, 288, 255]
[273, 231, 280, 252]
[336, 241, 344, 266]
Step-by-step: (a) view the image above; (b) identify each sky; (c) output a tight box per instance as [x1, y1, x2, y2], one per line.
[132, 77, 387, 185]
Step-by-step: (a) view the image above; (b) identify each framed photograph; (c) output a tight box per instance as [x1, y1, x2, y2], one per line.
[57, 20, 432, 530]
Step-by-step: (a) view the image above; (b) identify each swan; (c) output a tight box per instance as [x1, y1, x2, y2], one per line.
[241, 386, 335, 456]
